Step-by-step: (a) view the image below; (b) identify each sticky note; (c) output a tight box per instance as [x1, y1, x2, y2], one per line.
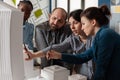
[34, 9, 43, 18]
[12, 0, 16, 5]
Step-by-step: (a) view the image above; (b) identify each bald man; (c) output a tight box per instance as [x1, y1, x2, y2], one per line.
[35, 8, 72, 69]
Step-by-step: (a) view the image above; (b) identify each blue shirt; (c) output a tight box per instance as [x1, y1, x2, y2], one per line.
[23, 22, 34, 50]
[61, 25, 120, 80]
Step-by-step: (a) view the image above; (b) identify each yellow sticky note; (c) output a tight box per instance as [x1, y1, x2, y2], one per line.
[34, 9, 43, 18]
[115, 6, 120, 13]
[12, 0, 16, 5]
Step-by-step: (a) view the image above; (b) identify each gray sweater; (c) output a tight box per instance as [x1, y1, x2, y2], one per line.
[42, 34, 94, 80]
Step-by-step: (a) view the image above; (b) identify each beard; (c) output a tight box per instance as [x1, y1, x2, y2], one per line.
[50, 24, 60, 31]
[51, 26, 57, 30]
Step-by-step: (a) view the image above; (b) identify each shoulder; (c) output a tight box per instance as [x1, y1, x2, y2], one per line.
[36, 21, 49, 30]
[100, 27, 115, 38]
[63, 23, 70, 30]
[67, 34, 75, 40]
[61, 23, 72, 34]
[95, 26, 117, 43]
[25, 22, 34, 30]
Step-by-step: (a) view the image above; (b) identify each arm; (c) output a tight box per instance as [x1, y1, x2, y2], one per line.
[94, 29, 115, 80]
[61, 48, 93, 64]
[42, 36, 72, 53]
[47, 48, 93, 64]
[25, 35, 72, 60]
[24, 50, 45, 60]
[27, 24, 34, 50]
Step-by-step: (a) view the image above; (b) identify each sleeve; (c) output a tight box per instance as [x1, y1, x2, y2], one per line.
[61, 47, 93, 64]
[41, 36, 72, 53]
[27, 24, 34, 50]
[94, 30, 115, 80]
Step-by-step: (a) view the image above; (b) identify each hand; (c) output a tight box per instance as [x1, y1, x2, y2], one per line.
[24, 50, 35, 60]
[46, 50, 62, 60]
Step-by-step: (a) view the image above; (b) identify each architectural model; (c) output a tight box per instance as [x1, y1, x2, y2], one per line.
[41, 65, 70, 80]
[28, 65, 87, 80]
[68, 74, 87, 80]
[0, 1, 24, 80]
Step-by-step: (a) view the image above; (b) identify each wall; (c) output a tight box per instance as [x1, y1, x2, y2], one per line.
[99, 0, 120, 34]
[28, 0, 49, 26]
[70, 0, 82, 12]
[3, 0, 20, 7]
[110, 0, 120, 34]
[85, 0, 98, 9]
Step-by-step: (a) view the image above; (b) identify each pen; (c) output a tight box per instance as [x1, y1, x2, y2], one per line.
[47, 44, 52, 60]
[24, 43, 28, 51]
[50, 43, 52, 51]
[49, 43, 53, 64]
[23, 44, 30, 59]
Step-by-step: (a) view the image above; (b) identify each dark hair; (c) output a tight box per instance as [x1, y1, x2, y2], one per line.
[18, 1, 33, 10]
[52, 7, 67, 20]
[80, 5, 111, 26]
[68, 9, 83, 22]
